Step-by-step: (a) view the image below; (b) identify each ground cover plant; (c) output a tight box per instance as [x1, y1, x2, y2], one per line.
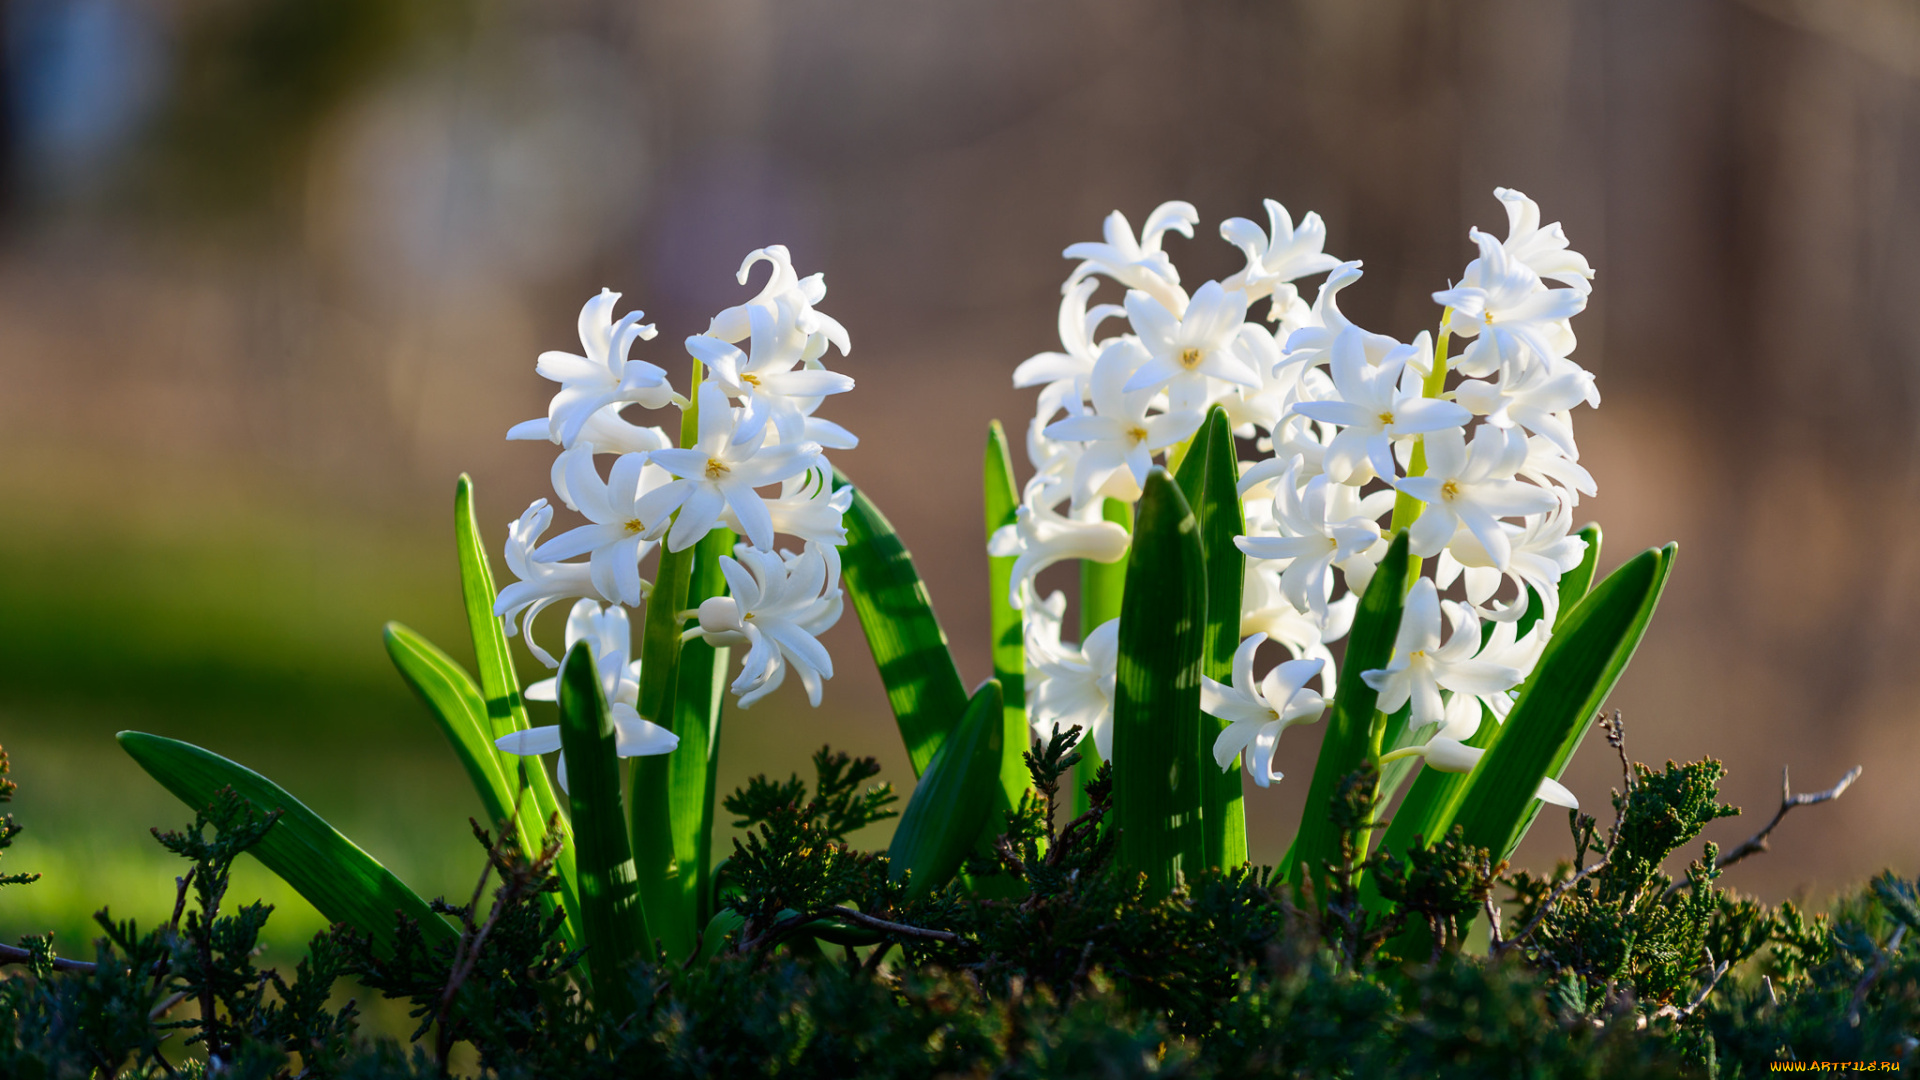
[3, 191, 1911, 1075]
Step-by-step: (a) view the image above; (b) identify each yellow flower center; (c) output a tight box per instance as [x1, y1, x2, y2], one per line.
[741, 372, 760, 387]
[1483, 310, 1495, 326]
[1377, 411, 1395, 426]
[705, 458, 732, 480]
[1178, 347, 1203, 369]
[1441, 479, 1461, 501]
[1126, 425, 1149, 445]
[1266, 707, 1280, 722]
[624, 518, 646, 535]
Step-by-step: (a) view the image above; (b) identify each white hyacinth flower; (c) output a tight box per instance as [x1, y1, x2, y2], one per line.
[1201, 633, 1327, 787]
[1437, 618, 1551, 741]
[1063, 201, 1198, 314]
[493, 499, 596, 668]
[1289, 329, 1470, 485]
[536, 289, 679, 449]
[496, 600, 678, 793]
[1219, 199, 1342, 324]
[987, 498, 1131, 610]
[1396, 425, 1558, 570]
[639, 381, 823, 553]
[1379, 736, 1578, 809]
[707, 245, 850, 357]
[1012, 277, 1125, 403]
[1487, 187, 1595, 295]
[1119, 281, 1260, 412]
[1234, 457, 1380, 623]
[529, 446, 672, 608]
[1436, 497, 1587, 625]
[1433, 229, 1585, 379]
[1361, 579, 1526, 729]
[1023, 591, 1121, 760]
[685, 543, 844, 708]
[1044, 338, 1204, 509]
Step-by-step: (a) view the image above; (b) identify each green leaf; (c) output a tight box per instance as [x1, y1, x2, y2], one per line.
[557, 642, 649, 1011]
[1111, 469, 1208, 897]
[669, 526, 734, 931]
[984, 420, 1030, 815]
[1450, 543, 1676, 860]
[383, 622, 517, 830]
[117, 732, 457, 952]
[1073, 496, 1132, 815]
[1376, 525, 1605, 867]
[888, 680, 1006, 896]
[454, 475, 580, 944]
[697, 908, 745, 964]
[1172, 406, 1247, 871]
[1282, 530, 1411, 892]
[833, 471, 970, 778]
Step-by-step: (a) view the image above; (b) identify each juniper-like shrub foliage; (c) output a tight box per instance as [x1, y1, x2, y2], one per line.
[4, 732, 1918, 1078]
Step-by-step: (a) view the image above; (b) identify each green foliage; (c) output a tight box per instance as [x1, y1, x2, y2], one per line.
[555, 642, 648, 1008]
[1451, 544, 1677, 861]
[117, 731, 457, 952]
[14, 736, 1920, 1076]
[888, 680, 1005, 896]
[1172, 406, 1250, 871]
[1111, 468, 1208, 896]
[1286, 531, 1411, 891]
[0, 748, 36, 890]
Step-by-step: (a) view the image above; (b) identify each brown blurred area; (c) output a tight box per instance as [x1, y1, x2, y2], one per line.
[1, 0, 1918, 910]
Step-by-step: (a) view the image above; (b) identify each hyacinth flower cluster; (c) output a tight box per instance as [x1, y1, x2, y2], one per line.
[111, 187, 1673, 994]
[491, 247, 858, 786]
[996, 189, 1596, 811]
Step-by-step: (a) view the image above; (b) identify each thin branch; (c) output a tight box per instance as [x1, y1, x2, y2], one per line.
[1719, 764, 1862, 873]
[1648, 947, 1730, 1025]
[0, 942, 94, 973]
[1664, 763, 1863, 900]
[1493, 858, 1608, 959]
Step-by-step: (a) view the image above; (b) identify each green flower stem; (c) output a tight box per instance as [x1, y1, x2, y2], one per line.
[1385, 314, 1454, 551]
[1074, 496, 1131, 816]
[630, 360, 705, 961]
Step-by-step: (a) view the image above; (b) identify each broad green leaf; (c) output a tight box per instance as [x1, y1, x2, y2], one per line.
[833, 470, 970, 778]
[1450, 544, 1676, 860]
[453, 476, 579, 942]
[1074, 496, 1132, 815]
[1173, 406, 1247, 870]
[1282, 531, 1411, 892]
[1375, 525, 1604, 868]
[984, 420, 1030, 812]
[888, 680, 1006, 896]
[383, 622, 516, 829]
[117, 732, 457, 952]
[1111, 469, 1207, 897]
[558, 643, 649, 1010]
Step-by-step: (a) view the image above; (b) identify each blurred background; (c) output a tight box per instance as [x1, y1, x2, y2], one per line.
[2, 0, 1917, 971]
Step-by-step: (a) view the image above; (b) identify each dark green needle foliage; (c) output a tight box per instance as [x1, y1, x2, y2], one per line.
[6, 736, 1920, 1077]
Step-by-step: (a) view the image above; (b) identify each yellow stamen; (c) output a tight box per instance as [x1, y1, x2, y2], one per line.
[624, 518, 646, 535]
[705, 458, 732, 480]
[1126, 425, 1149, 445]
[741, 372, 760, 386]
[1377, 411, 1395, 426]
[1178, 347, 1203, 369]
[1441, 479, 1461, 500]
